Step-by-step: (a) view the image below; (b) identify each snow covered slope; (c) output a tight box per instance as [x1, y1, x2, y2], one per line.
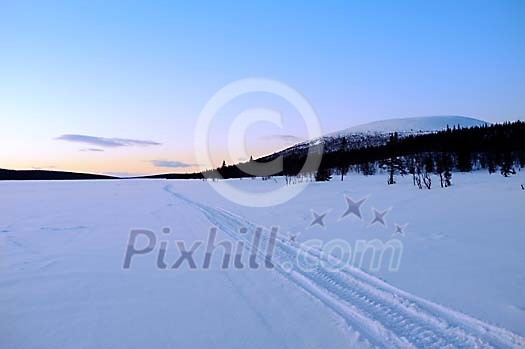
[329, 115, 489, 137]
[260, 116, 489, 161]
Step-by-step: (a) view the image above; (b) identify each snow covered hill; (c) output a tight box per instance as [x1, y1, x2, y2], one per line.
[328, 115, 489, 137]
[260, 116, 489, 161]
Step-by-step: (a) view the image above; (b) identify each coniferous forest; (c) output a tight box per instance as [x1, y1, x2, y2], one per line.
[183, 121, 525, 188]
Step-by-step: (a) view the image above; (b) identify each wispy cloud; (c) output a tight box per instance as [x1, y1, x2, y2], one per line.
[261, 134, 305, 144]
[150, 160, 196, 168]
[56, 134, 161, 147]
[79, 148, 104, 152]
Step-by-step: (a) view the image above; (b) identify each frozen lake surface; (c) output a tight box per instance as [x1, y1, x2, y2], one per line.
[1, 172, 525, 348]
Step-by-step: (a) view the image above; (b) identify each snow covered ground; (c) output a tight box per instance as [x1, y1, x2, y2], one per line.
[1, 172, 525, 348]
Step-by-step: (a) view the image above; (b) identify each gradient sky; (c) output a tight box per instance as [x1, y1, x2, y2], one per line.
[1, 0, 524, 175]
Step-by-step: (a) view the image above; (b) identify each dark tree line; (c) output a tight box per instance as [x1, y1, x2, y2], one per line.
[313, 121, 524, 186]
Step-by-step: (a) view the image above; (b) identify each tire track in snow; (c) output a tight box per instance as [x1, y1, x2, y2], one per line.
[163, 185, 525, 349]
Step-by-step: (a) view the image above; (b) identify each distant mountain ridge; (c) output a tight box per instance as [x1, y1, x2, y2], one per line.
[0, 168, 116, 181]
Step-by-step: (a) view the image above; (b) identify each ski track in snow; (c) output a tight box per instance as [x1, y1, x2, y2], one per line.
[163, 184, 525, 349]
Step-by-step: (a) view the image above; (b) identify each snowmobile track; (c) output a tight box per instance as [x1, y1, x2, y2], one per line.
[164, 185, 525, 349]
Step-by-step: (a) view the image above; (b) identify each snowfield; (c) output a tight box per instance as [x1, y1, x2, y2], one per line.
[327, 115, 488, 137]
[1, 172, 525, 348]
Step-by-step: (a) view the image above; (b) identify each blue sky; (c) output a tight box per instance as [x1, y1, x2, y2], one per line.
[1, 0, 524, 175]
